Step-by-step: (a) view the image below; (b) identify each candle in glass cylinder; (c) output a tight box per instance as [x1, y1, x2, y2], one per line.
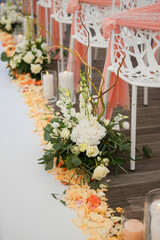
[151, 200, 160, 217]
[58, 71, 74, 100]
[43, 71, 54, 99]
[0, 3, 4, 15]
[124, 219, 144, 240]
[151, 215, 160, 240]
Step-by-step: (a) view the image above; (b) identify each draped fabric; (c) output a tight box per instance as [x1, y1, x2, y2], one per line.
[67, 0, 119, 91]
[100, 2, 160, 119]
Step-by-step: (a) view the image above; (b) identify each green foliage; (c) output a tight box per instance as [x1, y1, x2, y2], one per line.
[1, 52, 8, 62]
[143, 145, 152, 158]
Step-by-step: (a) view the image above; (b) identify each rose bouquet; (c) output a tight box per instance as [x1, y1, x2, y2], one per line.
[1, 36, 51, 81]
[39, 75, 131, 185]
[0, 4, 21, 33]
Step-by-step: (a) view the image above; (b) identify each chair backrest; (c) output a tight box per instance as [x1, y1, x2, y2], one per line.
[110, 26, 160, 85]
[112, 0, 158, 11]
[52, 0, 72, 24]
[39, 0, 51, 8]
[74, 3, 112, 47]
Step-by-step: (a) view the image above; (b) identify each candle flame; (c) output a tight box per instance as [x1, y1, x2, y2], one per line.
[1, 3, 4, 5]
[19, 34, 22, 37]
[157, 203, 160, 209]
[64, 71, 67, 74]
[46, 71, 49, 75]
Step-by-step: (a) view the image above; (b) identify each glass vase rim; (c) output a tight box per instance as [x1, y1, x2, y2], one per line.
[145, 188, 160, 207]
[41, 70, 57, 74]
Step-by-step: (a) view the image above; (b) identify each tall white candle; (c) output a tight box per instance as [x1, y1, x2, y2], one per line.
[43, 73, 54, 100]
[0, 3, 4, 15]
[58, 71, 74, 101]
[16, 34, 25, 44]
[151, 216, 160, 240]
[151, 200, 160, 217]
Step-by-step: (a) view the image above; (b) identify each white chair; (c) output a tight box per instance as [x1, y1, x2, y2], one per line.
[70, 3, 113, 91]
[36, 0, 52, 45]
[103, 26, 160, 170]
[50, 0, 72, 59]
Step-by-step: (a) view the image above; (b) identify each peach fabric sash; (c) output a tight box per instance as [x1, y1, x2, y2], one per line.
[101, 2, 160, 119]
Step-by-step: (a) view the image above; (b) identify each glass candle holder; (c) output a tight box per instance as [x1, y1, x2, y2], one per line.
[57, 58, 76, 103]
[41, 70, 57, 102]
[122, 205, 144, 240]
[144, 189, 160, 240]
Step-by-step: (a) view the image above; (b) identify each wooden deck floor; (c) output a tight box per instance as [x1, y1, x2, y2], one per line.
[49, 25, 160, 211]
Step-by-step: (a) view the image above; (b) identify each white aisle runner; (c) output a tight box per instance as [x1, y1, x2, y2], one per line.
[0, 45, 84, 240]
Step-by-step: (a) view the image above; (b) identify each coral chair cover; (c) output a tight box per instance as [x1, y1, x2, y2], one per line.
[67, 0, 120, 91]
[101, 2, 160, 119]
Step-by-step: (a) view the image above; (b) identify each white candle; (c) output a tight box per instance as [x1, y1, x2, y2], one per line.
[124, 219, 144, 240]
[151, 216, 160, 240]
[58, 71, 74, 101]
[151, 200, 160, 217]
[43, 72, 54, 100]
[0, 3, 4, 15]
[16, 34, 25, 44]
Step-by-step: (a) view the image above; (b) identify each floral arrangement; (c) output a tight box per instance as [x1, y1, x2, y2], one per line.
[40, 75, 130, 186]
[0, 4, 21, 33]
[1, 35, 51, 81]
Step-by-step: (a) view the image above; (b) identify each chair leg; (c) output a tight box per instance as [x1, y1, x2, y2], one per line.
[103, 69, 112, 118]
[144, 87, 148, 106]
[45, 7, 49, 46]
[59, 22, 63, 60]
[130, 85, 137, 171]
[36, 2, 40, 37]
[88, 46, 92, 92]
[69, 37, 75, 72]
[50, 17, 53, 50]
[94, 47, 98, 60]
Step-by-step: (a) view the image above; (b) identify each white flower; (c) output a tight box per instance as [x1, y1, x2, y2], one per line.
[114, 114, 123, 122]
[86, 145, 99, 158]
[70, 108, 76, 117]
[52, 122, 59, 128]
[71, 118, 106, 146]
[122, 121, 130, 130]
[71, 145, 80, 155]
[34, 57, 43, 64]
[30, 64, 42, 74]
[35, 49, 42, 57]
[103, 119, 110, 126]
[92, 165, 110, 181]
[10, 60, 16, 69]
[60, 128, 70, 139]
[5, 23, 11, 31]
[97, 156, 101, 161]
[112, 122, 120, 131]
[23, 51, 34, 64]
[41, 42, 48, 49]
[56, 100, 63, 108]
[103, 158, 110, 166]
[79, 142, 88, 152]
[97, 191, 105, 198]
[45, 142, 53, 150]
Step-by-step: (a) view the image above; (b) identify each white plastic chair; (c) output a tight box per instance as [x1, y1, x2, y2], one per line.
[70, 3, 113, 91]
[103, 26, 160, 170]
[50, 0, 72, 59]
[37, 0, 52, 45]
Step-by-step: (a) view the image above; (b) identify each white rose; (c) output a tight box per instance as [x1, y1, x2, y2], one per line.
[92, 165, 110, 181]
[36, 49, 42, 57]
[5, 24, 11, 31]
[23, 51, 34, 64]
[41, 42, 48, 50]
[10, 60, 16, 69]
[86, 145, 99, 158]
[30, 64, 42, 74]
[122, 121, 130, 130]
[71, 145, 80, 155]
[79, 142, 88, 152]
[1, 16, 6, 24]
[60, 128, 70, 139]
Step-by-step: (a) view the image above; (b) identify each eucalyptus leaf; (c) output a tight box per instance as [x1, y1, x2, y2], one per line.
[72, 157, 82, 167]
[45, 159, 54, 170]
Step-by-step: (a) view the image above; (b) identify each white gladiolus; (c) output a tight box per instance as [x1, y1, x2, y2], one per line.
[122, 121, 130, 130]
[92, 165, 110, 181]
[60, 128, 70, 139]
[71, 118, 106, 146]
[23, 51, 34, 64]
[30, 64, 42, 74]
[86, 145, 99, 158]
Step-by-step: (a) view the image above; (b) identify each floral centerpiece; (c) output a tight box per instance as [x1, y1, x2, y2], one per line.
[0, 4, 21, 33]
[40, 75, 130, 186]
[1, 35, 51, 81]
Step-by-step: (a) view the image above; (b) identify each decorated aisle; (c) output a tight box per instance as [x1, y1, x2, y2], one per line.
[0, 43, 84, 240]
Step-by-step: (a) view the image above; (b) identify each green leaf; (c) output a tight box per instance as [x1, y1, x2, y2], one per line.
[72, 157, 82, 167]
[53, 141, 63, 150]
[60, 200, 66, 206]
[143, 145, 152, 158]
[44, 124, 53, 132]
[1, 52, 8, 61]
[51, 193, 59, 200]
[44, 131, 51, 141]
[45, 159, 54, 170]
[65, 157, 74, 170]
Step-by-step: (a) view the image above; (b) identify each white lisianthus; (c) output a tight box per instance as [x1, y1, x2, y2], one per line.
[122, 121, 130, 130]
[47, 54, 51, 64]
[103, 158, 110, 166]
[34, 57, 43, 64]
[30, 64, 42, 74]
[60, 128, 70, 139]
[52, 122, 59, 128]
[41, 42, 48, 49]
[1, 16, 6, 24]
[103, 119, 110, 126]
[71, 118, 106, 146]
[45, 142, 53, 150]
[79, 142, 88, 152]
[114, 114, 123, 122]
[5, 23, 11, 31]
[112, 122, 120, 131]
[23, 51, 34, 64]
[92, 165, 110, 181]
[70, 108, 76, 117]
[10, 60, 16, 69]
[56, 100, 63, 108]
[71, 145, 80, 155]
[86, 145, 99, 158]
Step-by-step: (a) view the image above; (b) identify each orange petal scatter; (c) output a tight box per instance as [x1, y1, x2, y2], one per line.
[0, 30, 123, 240]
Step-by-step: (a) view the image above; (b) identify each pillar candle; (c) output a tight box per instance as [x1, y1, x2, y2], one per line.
[58, 71, 74, 101]
[151, 215, 160, 240]
[124, 219, 144, 240]
[151, 200, 160, 217]
[0, 3, 4, 15]
[43, 73, 54, 99]
[16, 34, 25, 44]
